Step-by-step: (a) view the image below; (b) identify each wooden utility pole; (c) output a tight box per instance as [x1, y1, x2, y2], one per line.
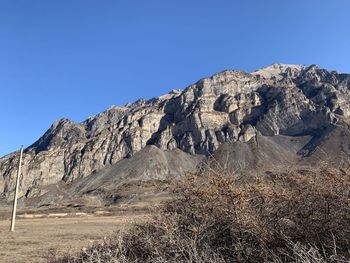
[10, 146, 23, 232]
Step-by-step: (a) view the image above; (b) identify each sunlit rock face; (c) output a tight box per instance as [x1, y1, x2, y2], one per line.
[1, 63, 350, 198]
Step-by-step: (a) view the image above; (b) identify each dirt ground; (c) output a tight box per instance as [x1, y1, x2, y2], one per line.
[0, 212, 148, 263]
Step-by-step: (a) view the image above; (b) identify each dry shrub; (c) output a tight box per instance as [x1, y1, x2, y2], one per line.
[48, 165, 350, 263]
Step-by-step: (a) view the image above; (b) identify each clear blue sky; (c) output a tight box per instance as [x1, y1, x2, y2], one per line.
[1, 0, 350, 157]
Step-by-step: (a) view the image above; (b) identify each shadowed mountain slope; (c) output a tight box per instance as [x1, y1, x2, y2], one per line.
[2, 63, 350, 204]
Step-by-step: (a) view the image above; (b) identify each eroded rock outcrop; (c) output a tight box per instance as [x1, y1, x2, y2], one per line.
[1, 63, 350, 199]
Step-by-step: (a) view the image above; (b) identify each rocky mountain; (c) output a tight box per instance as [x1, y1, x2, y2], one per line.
[2, 63, 350, 204]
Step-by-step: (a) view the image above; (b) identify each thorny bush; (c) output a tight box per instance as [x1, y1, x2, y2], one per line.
[48, 165, 350, 262]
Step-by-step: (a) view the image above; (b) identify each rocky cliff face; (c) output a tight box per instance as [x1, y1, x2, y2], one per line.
[1, 63, 350, 200]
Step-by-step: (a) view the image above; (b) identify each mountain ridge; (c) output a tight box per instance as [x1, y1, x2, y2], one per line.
[2, 63, 350, 204]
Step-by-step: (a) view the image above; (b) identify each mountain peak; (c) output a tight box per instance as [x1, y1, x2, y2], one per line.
[252, 63, 307, 79]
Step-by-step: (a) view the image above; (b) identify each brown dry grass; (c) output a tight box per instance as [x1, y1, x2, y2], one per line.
[0, 214, 147, 263]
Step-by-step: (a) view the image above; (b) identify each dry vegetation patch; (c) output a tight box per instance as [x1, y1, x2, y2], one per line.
[48, 166, 350, 263]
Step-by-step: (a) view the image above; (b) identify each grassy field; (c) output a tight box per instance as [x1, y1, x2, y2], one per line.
[0, 213, 147, 263]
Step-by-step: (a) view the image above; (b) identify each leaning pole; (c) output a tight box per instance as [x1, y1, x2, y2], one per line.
[10, 146, 23, 232]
